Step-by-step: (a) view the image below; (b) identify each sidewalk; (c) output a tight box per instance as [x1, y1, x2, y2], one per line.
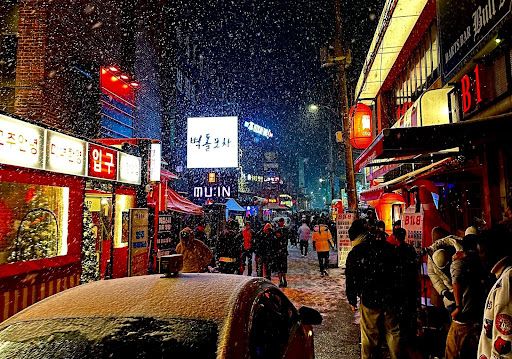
[274, 244, 360, 359]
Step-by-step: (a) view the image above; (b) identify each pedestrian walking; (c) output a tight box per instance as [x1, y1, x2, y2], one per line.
[312, 220, 334, 276]
[443, 231, 485, 359]
[254, 222, 273, 280]
[216, 219, 243, 274]
[345, 219, 401, 359]
[175, 227, 213, 273]
[273, 218, 289, 287]
[241, 221, 254, 276]
[394, 227, 421, 357]
[297, 220, 311, 256]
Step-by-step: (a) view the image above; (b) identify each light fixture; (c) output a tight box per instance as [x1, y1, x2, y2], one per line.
[120, 74, 129, 80]
[496, 38, 502, 44]
[309, 104, 319, 113]
[109, 66, 119, 72]
[111, 76, 118, 82]
[130, 82, 139, 87]
[101, 68, 107, 75]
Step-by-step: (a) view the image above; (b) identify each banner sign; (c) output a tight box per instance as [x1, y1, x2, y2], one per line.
[438, 0, 512, 82]
[402, 212, 424, 252]
[0, 113, 141, 184]
[128, 208, 149, 276]
[337, 212, 355, 268]
[0, 113, 45, 170]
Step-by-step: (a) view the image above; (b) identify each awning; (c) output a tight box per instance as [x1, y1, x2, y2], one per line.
[225, 198, 245, 212]
[166, 188, 203, 215]
[161, 169, 179, 180]
[359, 158, 453, 202]
[355, 114, 512, 172]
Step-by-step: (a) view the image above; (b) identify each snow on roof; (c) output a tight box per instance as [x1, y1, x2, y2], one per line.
[7, 274, 264, 325]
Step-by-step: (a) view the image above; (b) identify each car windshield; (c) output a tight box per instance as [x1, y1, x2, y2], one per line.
[0, 316, 218, 359]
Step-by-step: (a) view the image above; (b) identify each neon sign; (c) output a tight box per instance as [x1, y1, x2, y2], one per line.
[244, 121, 273, 138]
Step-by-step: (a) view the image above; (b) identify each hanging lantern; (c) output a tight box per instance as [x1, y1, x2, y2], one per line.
[349, 103, 373, 149]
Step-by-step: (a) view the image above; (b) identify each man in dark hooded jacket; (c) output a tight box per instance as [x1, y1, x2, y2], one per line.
[215, 220, 243, 274]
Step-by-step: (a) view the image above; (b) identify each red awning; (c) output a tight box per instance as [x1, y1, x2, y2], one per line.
[166, 188, 203, 215]
[359, 158, 453, 202]
[161, 169, 179, 180]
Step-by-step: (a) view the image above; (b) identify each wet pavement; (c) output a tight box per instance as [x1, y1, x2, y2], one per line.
[271, 244, 360, 359]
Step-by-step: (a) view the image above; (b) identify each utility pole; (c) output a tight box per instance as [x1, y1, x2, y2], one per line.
[333, 0, 358, 213]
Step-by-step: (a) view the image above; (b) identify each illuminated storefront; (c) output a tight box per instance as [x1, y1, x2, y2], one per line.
[0, 112, 142, 322]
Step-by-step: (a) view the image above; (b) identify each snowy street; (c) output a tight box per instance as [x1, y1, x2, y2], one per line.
[269, 244, 360, 359]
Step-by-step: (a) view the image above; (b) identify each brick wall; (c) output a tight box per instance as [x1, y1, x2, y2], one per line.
[14, 0, 48, 124]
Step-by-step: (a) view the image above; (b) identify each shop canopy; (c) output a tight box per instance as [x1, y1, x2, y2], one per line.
[225, 198, 245, 219]
[165, 188, 203, 216]
[355, 114, 512, 173]
[359, 158, 455, 202]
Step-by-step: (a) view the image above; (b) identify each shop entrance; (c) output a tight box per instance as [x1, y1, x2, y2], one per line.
[84, 194, 113, 279]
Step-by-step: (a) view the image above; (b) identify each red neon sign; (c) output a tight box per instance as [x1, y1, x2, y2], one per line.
[460, 64, 483, 114]
[100, 66, 136, 106]
[87, 143, 118, 180]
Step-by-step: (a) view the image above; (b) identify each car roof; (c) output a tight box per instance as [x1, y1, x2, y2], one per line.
[4, 274, 268, 325]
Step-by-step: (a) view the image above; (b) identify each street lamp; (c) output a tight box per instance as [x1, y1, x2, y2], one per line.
[307, 103, 358, 212]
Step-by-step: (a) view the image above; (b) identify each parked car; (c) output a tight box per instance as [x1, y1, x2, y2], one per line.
[0, 257, 322, 359]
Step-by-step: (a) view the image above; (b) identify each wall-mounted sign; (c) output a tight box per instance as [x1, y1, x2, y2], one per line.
[187, 116, 239, 168]
[0, 113, 141, 185]
[149, 143, 161, 182]
[118, 152, 142, 185]
[337, 212, 355, 268]
[87, 143, 118, 181]
[190, 171, 239, 203]
[438, 0, 512, 82]
[0, 114, 45, 170]
[244, 121, 273, 138]
[46, 130, 87, 176]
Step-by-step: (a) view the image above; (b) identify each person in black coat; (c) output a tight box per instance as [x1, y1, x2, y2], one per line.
[253, 223, 274, 280]
[215, 220, 243, 274]
[273, 218, 289, 287]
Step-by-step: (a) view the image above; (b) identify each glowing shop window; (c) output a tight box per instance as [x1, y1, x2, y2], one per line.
[114, 194, 136, 248]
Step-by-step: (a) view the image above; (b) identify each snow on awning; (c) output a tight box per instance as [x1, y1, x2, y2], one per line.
[166, 188, 203, 216]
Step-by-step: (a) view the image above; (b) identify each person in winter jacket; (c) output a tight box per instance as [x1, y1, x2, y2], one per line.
[175, 227, 213, 273]
[345, 219, 400, 359]
[273, 218, 289, 287]
[297, 220, 311, 256]
[254, 223, 274, 280]
[478, 225, 512, 359]
[215, 219, 243, 274]
[312, 220, 334, 276]
[241, 222, 254, 276]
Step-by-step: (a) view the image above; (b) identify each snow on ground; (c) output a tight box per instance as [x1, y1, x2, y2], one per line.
[266, 244, 361, 359]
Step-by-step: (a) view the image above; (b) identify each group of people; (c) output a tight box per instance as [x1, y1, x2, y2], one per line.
[174, 215, 338, 288]
[345, 217, 512, 359]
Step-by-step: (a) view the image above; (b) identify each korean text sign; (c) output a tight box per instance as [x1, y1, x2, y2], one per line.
[0, 114, 45, 170]
[337, 212, 354, 268]
[87, 143, 118, 181]
[128, 208, 149, 276]
[187, 116, 239, 168]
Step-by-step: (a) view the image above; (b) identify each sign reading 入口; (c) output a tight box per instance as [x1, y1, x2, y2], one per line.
[87, 143, 118, 181]
[187, 116, 239, 169]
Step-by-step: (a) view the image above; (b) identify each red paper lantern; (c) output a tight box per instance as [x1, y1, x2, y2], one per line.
[349, 103, 373, 149]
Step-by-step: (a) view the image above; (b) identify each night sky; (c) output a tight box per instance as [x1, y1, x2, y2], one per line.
[191, 0, 384, 191]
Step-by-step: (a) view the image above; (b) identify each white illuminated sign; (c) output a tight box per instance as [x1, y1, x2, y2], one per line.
[244, 121, 273, 138]
[46, 130, 86, 176]
[149, 143, 161, 182]
[187, 116, 239, 169]
[118, 152, 142, 185]
[0, 114, 45, 170]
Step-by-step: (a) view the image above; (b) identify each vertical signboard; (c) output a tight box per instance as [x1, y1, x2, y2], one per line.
[149, 143, 161, 182]
[337, 212, 355, 268]
[402, 212, 424, 252]
[128, 208, 149, 276]
[0, 114, 45, 170]
[118, 152, 142, 185]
